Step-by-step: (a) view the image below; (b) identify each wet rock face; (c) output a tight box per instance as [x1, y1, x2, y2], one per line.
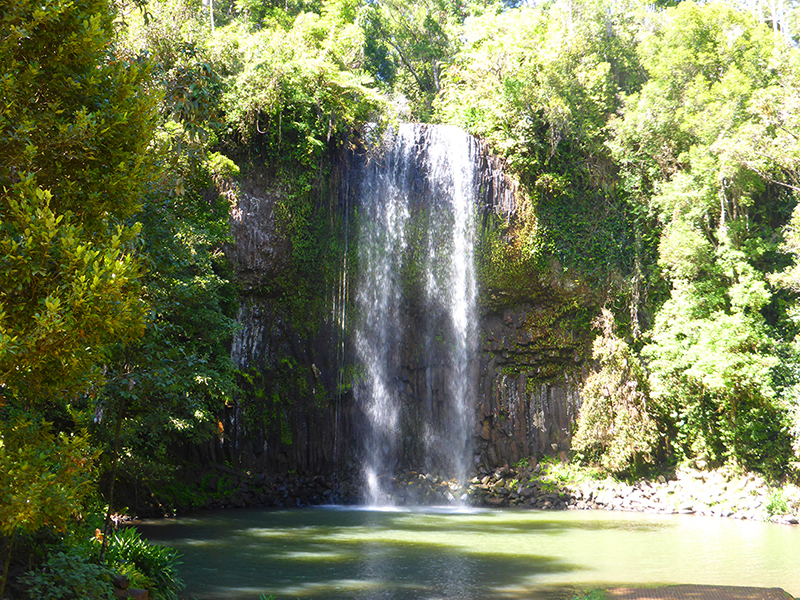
[227, 298, 353, 476]
[227, 178, 291, 290]
[224, 127, 594, 479]
[473, 303, 587, 470]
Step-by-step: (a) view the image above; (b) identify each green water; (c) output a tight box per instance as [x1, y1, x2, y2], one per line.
[137, 506, 800, 600]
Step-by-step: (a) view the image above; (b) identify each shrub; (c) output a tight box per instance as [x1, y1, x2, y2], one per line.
[107, 527, 184, 600]
[766, 491, 788, 517]
[21, 548, 115, 600]
[573, 309, 660, 474]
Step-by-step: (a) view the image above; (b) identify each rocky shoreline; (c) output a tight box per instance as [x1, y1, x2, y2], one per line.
[154, 461, 800, 526]
[392, 462, 800, 526]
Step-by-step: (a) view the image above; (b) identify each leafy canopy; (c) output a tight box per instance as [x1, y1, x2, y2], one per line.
[0, 0, 159, 409]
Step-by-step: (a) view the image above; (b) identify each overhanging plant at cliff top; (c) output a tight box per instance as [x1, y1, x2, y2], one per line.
[219, 9, 388, 165]
[435, 0, 650, 294]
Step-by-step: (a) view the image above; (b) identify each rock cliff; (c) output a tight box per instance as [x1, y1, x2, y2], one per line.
[224, 124, 598, 482]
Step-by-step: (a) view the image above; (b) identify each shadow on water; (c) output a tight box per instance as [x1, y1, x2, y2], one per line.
[175, 540, 582, 600]
[139, 507, 596, 600]
[136, 506, 800, 600]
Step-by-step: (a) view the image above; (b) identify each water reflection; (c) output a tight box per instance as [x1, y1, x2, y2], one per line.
[135, 507, 800, 600]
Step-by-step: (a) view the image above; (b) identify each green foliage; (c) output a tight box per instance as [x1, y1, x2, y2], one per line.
[607, 1, 800, 475]
[219, 11, 387, 164]
[17, 526, 183, 600]
[155, 480, 208, 510]
[475, 206, 547, 305]
[0, 0, 156, 408]
[610, 2, 780, 197]
[766, 490, 788, 516]
[20, 548, 115, 600]
[235, 0, 321, 29]
[538, 455, 605, 485]
[438, 1, 652, 295]
[101, 170, 238, 467]
[772, 201, 800, 461]
[0, 0, 162, 592]
[361, 0, 456, 118]
[437, 2, 643, 168]
[0, 416, 98, 537]
[236, 360, 311, 456]
[643, 280, 790, 472]
[0, 180, 145, 405]
[87, 0, 241, 511]
[0, 0, 159, 230]
[119, 0, 225, 167]
[107, 528, 184, 600]
[573, 309, 660, 474]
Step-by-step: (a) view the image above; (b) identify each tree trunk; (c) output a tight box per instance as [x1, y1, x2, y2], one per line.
[1, 530, 16, 600]
[100, 402, 124, 563]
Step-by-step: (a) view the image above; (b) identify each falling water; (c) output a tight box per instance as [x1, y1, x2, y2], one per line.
[355, 124, 480, 505]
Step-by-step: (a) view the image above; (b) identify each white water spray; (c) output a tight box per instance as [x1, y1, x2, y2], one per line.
[354, 124, 479, 505]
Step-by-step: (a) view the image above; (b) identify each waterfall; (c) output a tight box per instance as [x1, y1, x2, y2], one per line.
[354, 123, 480, 505]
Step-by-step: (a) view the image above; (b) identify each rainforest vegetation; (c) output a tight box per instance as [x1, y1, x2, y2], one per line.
[2, 0, 800, 596]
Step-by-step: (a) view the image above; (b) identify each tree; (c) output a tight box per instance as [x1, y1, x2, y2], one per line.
[89, 0, 240, 525]
[0, 0, 159, 585]
[0, 0, 159, 407]
[361, 0, 456, 118]
[0, 0, 159, 230]
[611, 1, 800, 473]
[98, 160, 240, 516]
[0, 181, 145, 406]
